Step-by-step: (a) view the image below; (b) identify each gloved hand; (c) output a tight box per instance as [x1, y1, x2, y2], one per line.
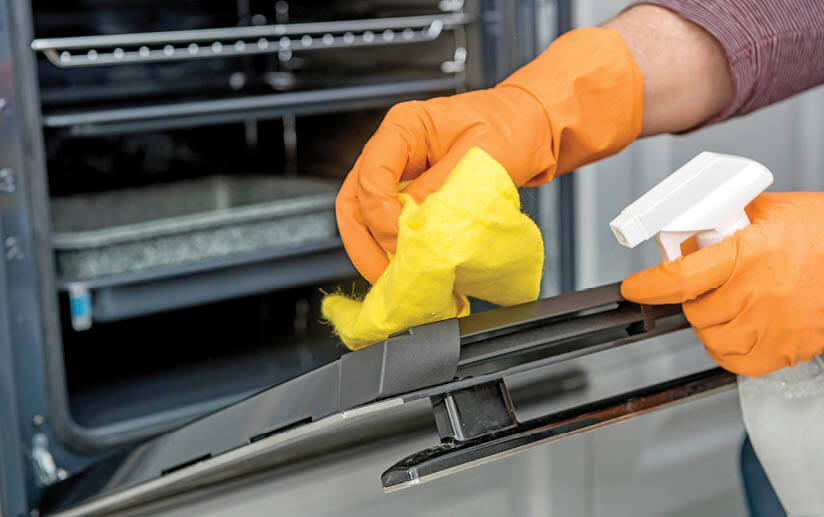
[622, 193, 824, 377]
[337, 27, 643, 283]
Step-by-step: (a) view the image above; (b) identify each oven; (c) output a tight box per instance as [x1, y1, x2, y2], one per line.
[0, 0, 569, 513]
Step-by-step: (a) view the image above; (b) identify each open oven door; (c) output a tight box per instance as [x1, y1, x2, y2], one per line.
[36, 284, 740, 517]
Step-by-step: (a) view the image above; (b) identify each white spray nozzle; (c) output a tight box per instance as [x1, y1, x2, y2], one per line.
[610, 152, 774, 261]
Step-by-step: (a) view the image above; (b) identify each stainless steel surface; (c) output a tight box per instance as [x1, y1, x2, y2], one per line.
[382, 368, 736, 492]
[39, 316, 463, 513]
[103, 330, 747, 517]
[45, 398, 407, 517]
[43, 364, 589, 516]
[51, 175, 338, 280]
[40, 325, 739, 517]
[39, 285, 687, 515]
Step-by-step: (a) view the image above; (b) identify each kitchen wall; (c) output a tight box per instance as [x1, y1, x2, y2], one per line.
[573, 0, 824, 288]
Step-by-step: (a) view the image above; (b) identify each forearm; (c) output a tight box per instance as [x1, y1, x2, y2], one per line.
[607, 1, 824, 136]
[602, 5, 733, 136]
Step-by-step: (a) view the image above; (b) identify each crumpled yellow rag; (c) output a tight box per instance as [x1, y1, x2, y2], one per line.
[322, 147, 544, 350]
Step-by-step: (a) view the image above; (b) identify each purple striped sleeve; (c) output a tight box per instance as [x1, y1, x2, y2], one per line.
[632, 0, 824, 123]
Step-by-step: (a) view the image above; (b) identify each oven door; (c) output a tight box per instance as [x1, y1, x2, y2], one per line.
[35, 285, 743, 517]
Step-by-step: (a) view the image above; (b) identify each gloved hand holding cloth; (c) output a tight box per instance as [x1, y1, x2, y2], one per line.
[622, 193, 824, 377]
[327, 27, 644, 349]
[323, 148, 544, 350]
[337, 27, 644, 283]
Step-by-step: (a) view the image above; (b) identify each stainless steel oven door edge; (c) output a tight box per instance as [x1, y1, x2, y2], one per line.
[43, 397, 409, 517]
[40, 283, 696, 515]
[40, 317, 464, 516]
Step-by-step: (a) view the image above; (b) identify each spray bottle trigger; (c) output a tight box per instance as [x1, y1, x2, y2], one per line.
[654, 231, 696, 261]
[695, 212, 751, 249]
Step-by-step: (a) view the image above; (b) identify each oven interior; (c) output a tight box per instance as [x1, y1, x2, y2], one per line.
[29, 0, 484, 448]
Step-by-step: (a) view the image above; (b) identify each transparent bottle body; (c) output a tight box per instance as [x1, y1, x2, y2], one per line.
[738, 356, 824, 517]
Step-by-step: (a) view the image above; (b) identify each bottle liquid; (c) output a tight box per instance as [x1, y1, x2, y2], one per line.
[738, 357, 824, 516]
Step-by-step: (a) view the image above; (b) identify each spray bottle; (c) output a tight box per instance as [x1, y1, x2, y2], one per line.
[611, 151, 824, 517]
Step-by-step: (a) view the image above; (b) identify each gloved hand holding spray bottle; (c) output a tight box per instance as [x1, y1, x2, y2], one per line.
[612, 152, 824, 517]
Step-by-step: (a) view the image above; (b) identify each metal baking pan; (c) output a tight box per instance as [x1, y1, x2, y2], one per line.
[51, 175, 339, 281]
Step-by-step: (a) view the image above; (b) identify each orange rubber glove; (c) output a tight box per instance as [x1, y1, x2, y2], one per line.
[337, 27, 643, 283]
[622, 193, 824, 377]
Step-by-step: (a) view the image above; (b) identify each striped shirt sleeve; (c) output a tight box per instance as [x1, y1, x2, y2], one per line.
[632, 0, 824, 123]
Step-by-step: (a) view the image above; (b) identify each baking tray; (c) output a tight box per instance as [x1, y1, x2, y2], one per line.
[51, 175, 339, 281]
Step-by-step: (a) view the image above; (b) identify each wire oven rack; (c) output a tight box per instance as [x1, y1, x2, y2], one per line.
[32, 13, 473, 68]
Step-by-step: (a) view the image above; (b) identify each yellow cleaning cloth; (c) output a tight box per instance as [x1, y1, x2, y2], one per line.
[322, 147, 544, 350]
